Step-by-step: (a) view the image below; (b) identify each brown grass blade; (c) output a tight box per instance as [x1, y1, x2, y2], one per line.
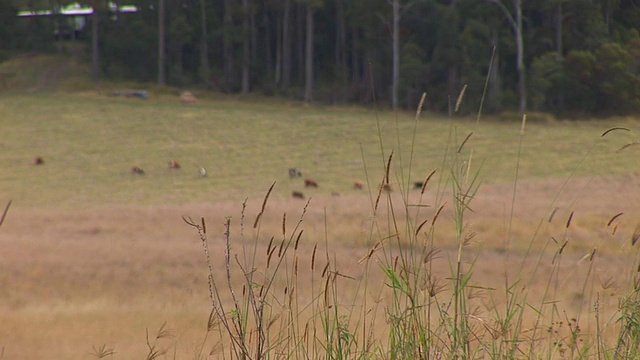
[294, 230, 303, 250]
[385, 150, 394, 184]
[0, 200, 11, 228]
[617, 141, 640, 152]
[457, 132, 473, 154]
[607, 212, 623, 227]
[282, 212, 286, 237]
[601, 127, 630, 137]
[311, 243, 317, 270]
[431, 202, 447, 225]
[632, 225, 640, 246]
[415, 218, 429, 236]
[421, 169, 437, 194]
[253, 181, 276, 228]
[266, 236, 274, 255]
[566, 211, 575, 228]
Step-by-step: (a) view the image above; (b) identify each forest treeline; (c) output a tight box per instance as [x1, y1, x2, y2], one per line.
[1, 0, 639, 117]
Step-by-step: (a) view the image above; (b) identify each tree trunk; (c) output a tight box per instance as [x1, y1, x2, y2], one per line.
[335, 0, 347, 102]
[351, 25, 359, 84]
[251, 3, 257, 65]
[514, 0, 526, 115]
[296, 5, 305, 84]
[487, 0, 526, 115]
[241, 0, 250, 93]
[391, 0, 400, 109]
[91, 0, 100, 82]
[555, 1, 564, 111]
[489, 31, 501, 110]
[264, 5, 274, 86]
[223, 0, 234, 91]
[555, 1, 562, 60]
[199, 0, 210, 88]
[54, 0, 64, 53]
[157, 0, 165, 85]
[282, 0, 291, 91]
[304, 5, 314, 103]
[275, 10, 282, 86]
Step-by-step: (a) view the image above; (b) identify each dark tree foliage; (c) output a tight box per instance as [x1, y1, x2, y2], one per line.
[4, 0, 640, 117]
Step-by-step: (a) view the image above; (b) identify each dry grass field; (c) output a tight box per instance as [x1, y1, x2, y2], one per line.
[3, 85, 640, 358]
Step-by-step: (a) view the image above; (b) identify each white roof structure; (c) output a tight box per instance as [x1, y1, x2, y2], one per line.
[18, 2, 137, 17]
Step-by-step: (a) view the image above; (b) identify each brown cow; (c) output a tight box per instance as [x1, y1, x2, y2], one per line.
[304, 178, 318, 188]
[131, 166, 145, 175]
[292, 191, 305, 199]
[34, 156, 44, 165]
[168, 160, 181, 169]
[353, 180, 364, 190]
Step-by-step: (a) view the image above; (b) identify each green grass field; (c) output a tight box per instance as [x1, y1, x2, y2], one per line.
[3, 87, 640, 358]
[2, 91, 640, 208]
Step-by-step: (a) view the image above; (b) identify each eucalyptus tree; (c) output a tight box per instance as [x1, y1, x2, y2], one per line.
[486, 0, 526, 115]
[157, 0, 165, 84]
[199, 0, 210, 88]
[222, 0, 234, 90]
[303, 0, 323, 102]
[241, 0, 250, 93]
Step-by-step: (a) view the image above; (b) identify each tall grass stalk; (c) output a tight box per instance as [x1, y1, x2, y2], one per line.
[180, 85, 640, 360]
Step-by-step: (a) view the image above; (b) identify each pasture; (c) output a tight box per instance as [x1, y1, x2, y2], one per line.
[2, 92, 640, 358]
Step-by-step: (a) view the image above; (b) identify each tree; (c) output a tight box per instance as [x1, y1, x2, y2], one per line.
[222, 0, 234, 91]
[199, 0, 210, 88]
[165, 2, 193, 85]
[241, 0, 250, 93]
[157, 0, 166, 85]
[91, 0, 101, 82]
[391, 0, 400, 109]
[334, 0, 347, 102]
[486, 0, 526, 115]
[303, 1, 319, 102]
[388, 0, 423, 109]
[0, 1, 20, 53]
[281, 0, 291, 92]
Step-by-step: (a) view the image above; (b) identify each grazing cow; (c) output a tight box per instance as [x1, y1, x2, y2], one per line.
[199, 167, 208, 177]
[34, 156, 44, 165]
[168, 160, 181, 169]
[381, 184, 392, 192]
[353, 180, 364, 190]
[131, 166, 145, 175]
[289, 167, 302, 178]
[414, 181, 424, 189]
[292, 191, 305, 199]
[304, 178, 318, 188]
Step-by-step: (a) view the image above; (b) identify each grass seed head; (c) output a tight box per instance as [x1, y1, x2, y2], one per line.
[311, 243, 317, 270]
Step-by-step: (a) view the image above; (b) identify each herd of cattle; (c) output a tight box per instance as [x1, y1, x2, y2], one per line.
[33, 156, 425, 199]
[287, 167, 413, 200]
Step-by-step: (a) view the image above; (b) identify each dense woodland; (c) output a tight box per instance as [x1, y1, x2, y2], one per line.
[1, 0, 640, 116]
